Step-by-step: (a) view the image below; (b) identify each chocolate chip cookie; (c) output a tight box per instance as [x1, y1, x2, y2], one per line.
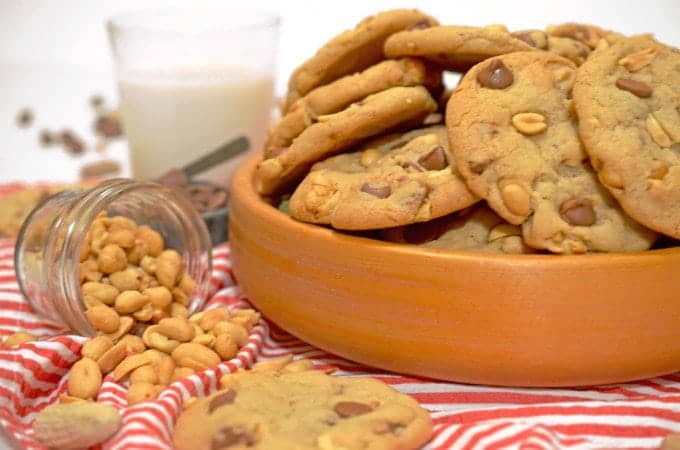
[289, 125, 478, 230]
[266, 58, 441, 151]
[381, 203, 535, 254]
[173, 364, 432, 450]
[282, 9, 438, 112]
[384, 25, 535, 72]
[447, 51, 657, 253]
[574, 35, 680, 238]
[256, 86, 437, 196]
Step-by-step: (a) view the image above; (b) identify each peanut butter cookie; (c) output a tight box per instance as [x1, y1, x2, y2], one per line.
[574, 35, 680, 238]
[282, 9, 438, 112]
[384, 25, 534, 72]
[266, 58, 441, 151]
[381, 203, 535, 254]
[289, 125, 478, 230]
[174, 365, 432, 450]
[447, 51, 657, 253]
[256, 86, 437, 196]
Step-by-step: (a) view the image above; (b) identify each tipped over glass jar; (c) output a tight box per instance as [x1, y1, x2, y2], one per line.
[14, 179, 213, 336]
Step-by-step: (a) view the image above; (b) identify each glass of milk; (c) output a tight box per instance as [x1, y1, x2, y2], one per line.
[107, 8, 280, 187]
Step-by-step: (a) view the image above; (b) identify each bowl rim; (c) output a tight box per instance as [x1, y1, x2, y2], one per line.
[233, 153, 680, 264]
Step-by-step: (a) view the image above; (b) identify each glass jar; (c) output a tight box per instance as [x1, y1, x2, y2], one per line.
[14, 179, 213, 336]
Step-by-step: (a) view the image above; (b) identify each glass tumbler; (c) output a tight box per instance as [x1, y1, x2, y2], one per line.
[107, 8, 280, 187]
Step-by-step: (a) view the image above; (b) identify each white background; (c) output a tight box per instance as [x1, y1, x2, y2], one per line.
[0, 0, 678, 183]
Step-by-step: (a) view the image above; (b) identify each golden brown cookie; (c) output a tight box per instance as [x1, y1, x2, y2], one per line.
[173, 360, 433, 450]
[574, 35, 680, 238]
[447, 51, 657, 253]
[282, 9, 438, 112]
[383, 25, 534, 72]
[289, 125, 478, 230]
[381, 203, 535, 254]
[266, 58, 441, 151]
[256, 86, 437, 196]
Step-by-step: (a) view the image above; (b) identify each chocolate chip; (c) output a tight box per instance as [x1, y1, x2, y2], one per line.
[418, 146, 448, 171]
[95, 114, 123, 138]
[360, 183, 391, 199]
[208, 389, 236, 414]
[211, 426, 256, 450]
[560, 198, 596, 226]
[90, 95, 105, 108]
[39, 129, 55, 147]
[469, 159, 491, 174]
[408, 20, 431, 30]
[616, 78, 652, 98]
[334, 401, 374, 418]
[61, 130, 85, 155]
[477, 59, 514, 89]
[512, 32, 536, 47]
[16, 108, 33, 128]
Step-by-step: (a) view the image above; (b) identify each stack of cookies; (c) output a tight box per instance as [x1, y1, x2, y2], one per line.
[256, 9, 679, 255]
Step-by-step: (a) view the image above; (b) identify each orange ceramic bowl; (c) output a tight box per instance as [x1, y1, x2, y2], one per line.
[229, 154, 680, 387]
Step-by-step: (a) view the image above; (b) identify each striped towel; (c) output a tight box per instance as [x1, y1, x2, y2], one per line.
[0, 239, 677, 450]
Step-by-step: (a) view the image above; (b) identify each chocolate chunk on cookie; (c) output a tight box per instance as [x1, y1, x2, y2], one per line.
[256, 86, 437, 196]
[174, 363, 432, 450]
[266, 58, 441, 152]
[384, 25, 535, 72]
[282, 9, 438, 113]
[447, 51, 657, 253]
[381, 203, 536, 254]
[289, 125, 478, 230]
[574, 35, 680, 238]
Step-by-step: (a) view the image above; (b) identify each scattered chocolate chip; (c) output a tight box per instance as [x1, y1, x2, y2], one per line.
[156, 169, 229, 213]
[334, 401, 374, 418]
[477, 59, 514, 89]
[60, 130, 86, 155]
[211, 426, 256, 450]
[560, 198, 596, 226]
[208, 389, 236, 414]
[79, 159, 122, 180]
[90, 94, 105, 109]
[39, 129, 56, 147]
[16, 108, 33, 128]
[418, 146, 448, 171]
[408, 20, 432, 30]
[94, 114, 123, 138]
[615, 78, 652, 98]
[360, 182, 391, 199]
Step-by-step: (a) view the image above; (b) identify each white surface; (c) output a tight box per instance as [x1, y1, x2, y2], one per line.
[1, 0, 679, 183]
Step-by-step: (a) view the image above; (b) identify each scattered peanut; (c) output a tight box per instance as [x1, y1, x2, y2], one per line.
[68, 358, 102, 400]
[3, 331, 36, 347]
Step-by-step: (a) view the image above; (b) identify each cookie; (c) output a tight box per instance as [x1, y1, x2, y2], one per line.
[547, 22, 612, 50]
[289, 125, 478, 230]
[256, 86, 437, 196]
[282, 9, 438, 112]
[447, 51, 657, 253]
[266, 58, 441, 151]
[383, 25, 535, 72]
[574, 35, 680, 238]
[173, 358, 433, 450]
[381, 203, 536, 254]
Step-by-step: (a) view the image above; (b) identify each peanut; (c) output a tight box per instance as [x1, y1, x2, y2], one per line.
[109, 268, 141, 292]
[283, 359, 315, 373]
[157, 317, 195, 342]
[169, 303, 188, 319]
[230, 309, 261, 331]
[199, 307, 230, 332]
[68, 358, 102, 400]
[647, 113, 672, 148]
[156, 356, 176, 385]
[192, 333, 215, 347]
[144, 286, 172, 309]
[86, 305, 120, 334]
[100, 315, 135, 342]
[172, 287, 189, 306]
[136, 226, 164, 257]
[113, 353, 153, 381]
[127, 382, 156, 405]
[143, 325, 180, 353]
[97, 244, 127, 274]
[511, 112, 547, 136]
[500, 182, 531, 217]
[172, 367, 195, 382]
[132, 303, 154, 322]
[126, 240, 149, 265]
[3, 331, 36, 346]
[177, 273, 197, 294]
[212, 321, 248, 346]
[114, 290, 149, 314]
[79, 259, 102, 283]
[129, 365, 159, 385]
[107, 228, 135, 249]
[213, 334, 238, 360]
[156, 250, 182, 288]
[172, 343, 220, 371]
[81, 336, 113, 361]
[139, 256, 157, 275]
[108, 215, 137, 233]
[119, 334, 145, 354]
[618, 47, 657, 72]
[97, 341, 127, 373]
[81, 282, 119, 305]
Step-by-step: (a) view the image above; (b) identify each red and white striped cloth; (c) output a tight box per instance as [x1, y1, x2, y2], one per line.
[0, 238, 678, 450]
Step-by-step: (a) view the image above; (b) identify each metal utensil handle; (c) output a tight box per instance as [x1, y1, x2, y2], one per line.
[182, 136, 250, 178]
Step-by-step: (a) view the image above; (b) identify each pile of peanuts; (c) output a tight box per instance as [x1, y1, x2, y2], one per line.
[67, 212, 260, 405]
